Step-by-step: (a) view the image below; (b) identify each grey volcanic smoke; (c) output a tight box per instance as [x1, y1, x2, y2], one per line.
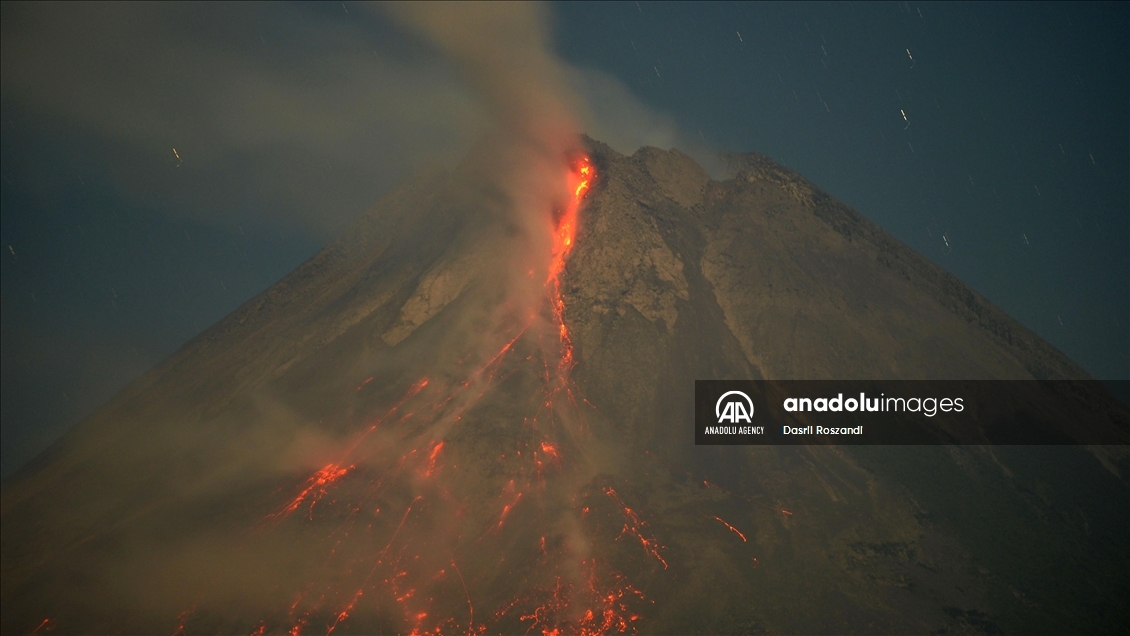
[381, 2, 588, 298]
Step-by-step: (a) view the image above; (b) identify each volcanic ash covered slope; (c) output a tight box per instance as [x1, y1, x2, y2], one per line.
[1, 139, 1127, 635]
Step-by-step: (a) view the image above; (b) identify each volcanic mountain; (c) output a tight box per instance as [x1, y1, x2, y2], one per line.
[2, 138, 1127, 635]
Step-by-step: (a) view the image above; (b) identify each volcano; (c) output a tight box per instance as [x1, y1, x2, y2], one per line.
[2, 138, 1127, 635]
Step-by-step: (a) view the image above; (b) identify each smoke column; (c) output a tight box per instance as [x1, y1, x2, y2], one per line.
[380, 2, 589, 311]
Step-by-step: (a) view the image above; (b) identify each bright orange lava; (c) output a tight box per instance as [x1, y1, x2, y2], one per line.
[710, 515, 748, 542]
[424, 441, 445, 478]
[544, 156, 593, 398]
[549, 157, 592, 283]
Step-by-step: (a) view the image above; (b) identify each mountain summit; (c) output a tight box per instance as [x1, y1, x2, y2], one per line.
[2, 138, 1126, 635]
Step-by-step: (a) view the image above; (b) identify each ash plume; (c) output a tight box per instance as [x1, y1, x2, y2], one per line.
[379, 1, 587, 307]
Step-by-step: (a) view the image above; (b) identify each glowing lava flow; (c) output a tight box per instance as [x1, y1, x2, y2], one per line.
[168, 155, 626, 636]
[550, 157, 591, 283]
[546, 157, 593, 383]
[604, 487, 668, 569]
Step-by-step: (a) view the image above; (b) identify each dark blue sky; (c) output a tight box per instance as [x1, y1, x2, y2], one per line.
[2, 2, 1127, 476]
[554, 1, 1128, 382]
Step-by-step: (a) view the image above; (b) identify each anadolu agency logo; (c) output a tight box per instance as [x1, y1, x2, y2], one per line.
[716, 391, 754, 424]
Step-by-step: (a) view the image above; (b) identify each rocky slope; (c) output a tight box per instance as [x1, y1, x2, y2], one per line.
[2, 139, 1126, 635]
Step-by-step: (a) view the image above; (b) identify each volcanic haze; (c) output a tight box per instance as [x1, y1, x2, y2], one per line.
[2, 139, 1128, 635]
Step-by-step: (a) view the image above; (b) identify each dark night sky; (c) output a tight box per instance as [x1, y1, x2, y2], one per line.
[2, 1, 1127, 477]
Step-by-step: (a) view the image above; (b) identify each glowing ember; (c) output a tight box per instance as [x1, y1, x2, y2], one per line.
[326, 588, 363, 635]
[545, 156, 594, 394]
[604, 487, 668, 569]
[509, 559, 647, 636]
[270, 463, 352, 521]
[342, 377, 430, 456]
[424, 441, 445, 478]
[161, 152, 644, 636]
[550, 157, 593, 282]
[497, 492, 524, 529]
[539, 441, 559, 464]
[171, 606, 195, 636]
[29, 618, 55, 636]
[710, 515, 748, 542]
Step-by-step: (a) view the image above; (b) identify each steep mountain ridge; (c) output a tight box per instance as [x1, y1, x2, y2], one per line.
[2, 139, 1125, 635]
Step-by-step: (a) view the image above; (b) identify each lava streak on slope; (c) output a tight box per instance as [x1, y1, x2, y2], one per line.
[604, 488, 668, 570]
[550, 156, 592, 283]
[544, 155, 593, 404]
[710, 516, 748, 543]
[270, 463, 353, 521]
